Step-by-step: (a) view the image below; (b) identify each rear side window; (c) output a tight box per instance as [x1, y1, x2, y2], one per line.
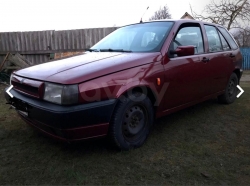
[218, 27, 238, 50]
[204, 25, 222, 52]
[218, 32, 230, 51]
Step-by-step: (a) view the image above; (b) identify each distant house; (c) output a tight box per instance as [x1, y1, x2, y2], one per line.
[180, 12, 194, 19]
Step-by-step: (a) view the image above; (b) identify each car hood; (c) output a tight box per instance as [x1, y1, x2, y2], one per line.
[15, 52, 162, 84]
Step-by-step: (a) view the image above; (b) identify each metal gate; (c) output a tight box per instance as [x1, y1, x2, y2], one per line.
[240, 48, 250, 70]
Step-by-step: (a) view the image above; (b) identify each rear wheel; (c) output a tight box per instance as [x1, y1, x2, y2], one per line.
[218, 73, 238, 104]
[109, 93, 154, 150]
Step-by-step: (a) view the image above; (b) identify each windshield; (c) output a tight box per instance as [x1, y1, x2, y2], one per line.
[91, 21, 174, 52]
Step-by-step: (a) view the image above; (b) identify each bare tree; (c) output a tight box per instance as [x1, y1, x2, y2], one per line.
[149, 5, 171, 21]
[232, 27, 250, 47]
[190, 0, 250, 30]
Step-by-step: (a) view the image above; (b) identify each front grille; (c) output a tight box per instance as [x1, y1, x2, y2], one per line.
[11, 75, 44, 98]
[12, 81, 39, 96]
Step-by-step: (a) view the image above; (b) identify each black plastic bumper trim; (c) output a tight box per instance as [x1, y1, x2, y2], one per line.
[5, 88, 117, 129]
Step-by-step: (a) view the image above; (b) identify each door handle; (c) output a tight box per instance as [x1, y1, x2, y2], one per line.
[202, 57, 210, 62]
[230, 53, 235, 58]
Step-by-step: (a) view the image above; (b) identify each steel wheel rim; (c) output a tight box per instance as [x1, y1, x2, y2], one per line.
[228, 78, 236, 98]
[122, 104, 148, 141]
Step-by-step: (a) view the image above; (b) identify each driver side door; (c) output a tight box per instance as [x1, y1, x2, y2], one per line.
[162, 23, 212, 110]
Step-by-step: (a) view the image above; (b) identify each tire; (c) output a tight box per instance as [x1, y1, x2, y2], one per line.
[218, 73, 238, 104]
[109, 93, 154, 150]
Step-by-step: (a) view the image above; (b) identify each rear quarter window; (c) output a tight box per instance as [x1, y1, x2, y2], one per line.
[218, 27, 238, 50]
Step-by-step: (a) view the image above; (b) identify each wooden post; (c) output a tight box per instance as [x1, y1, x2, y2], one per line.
[0, 52, 10, 71]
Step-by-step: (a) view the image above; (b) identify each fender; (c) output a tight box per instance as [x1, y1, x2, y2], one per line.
[78, 59, 165, 105]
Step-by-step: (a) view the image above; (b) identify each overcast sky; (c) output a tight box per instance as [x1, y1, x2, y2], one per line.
[0, 0, 211, 32]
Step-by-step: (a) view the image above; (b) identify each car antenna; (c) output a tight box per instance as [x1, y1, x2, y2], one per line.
[140, 6, 149, 23]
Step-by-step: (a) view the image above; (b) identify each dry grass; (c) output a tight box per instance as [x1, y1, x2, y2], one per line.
[243, 70, 250, 75]
[0, 82, 250, 185]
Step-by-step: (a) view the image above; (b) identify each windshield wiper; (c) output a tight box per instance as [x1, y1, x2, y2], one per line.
[85, 48, 99, 52]
[99, 48, 132, 52]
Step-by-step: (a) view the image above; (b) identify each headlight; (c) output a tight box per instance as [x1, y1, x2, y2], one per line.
[43, 83, 78, 105]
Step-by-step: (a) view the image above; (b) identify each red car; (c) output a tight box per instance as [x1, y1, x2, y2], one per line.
[5, 19, 243, 150]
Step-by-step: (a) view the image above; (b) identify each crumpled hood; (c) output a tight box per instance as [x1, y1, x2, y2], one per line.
[15, 52, 162, 84]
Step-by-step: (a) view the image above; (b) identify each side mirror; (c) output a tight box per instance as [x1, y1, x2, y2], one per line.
[170, 46, 195, 57]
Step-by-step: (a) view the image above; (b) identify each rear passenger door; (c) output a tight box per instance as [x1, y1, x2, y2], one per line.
[202, 25, 234, 94]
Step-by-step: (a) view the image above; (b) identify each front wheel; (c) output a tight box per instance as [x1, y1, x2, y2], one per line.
[109, 94, 154, 150]
[218, 73, 238, 104]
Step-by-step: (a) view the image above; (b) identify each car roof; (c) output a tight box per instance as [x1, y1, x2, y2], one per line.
[122, 19, 224, 29]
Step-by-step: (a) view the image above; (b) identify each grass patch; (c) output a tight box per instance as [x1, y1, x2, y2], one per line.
[0, 83, 250, 185]
[243, 70, 250, 75]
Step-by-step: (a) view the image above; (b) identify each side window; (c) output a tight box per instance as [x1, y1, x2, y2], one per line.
[172, 26, 204, 56]
[204, 25, 222, 52]
[218, 31, 230, 51]
[218, 27, 238, 50]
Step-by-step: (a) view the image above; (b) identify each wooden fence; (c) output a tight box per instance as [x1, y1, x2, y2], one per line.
[1, 29, 249, 70]
[0, 27, 117, 65]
